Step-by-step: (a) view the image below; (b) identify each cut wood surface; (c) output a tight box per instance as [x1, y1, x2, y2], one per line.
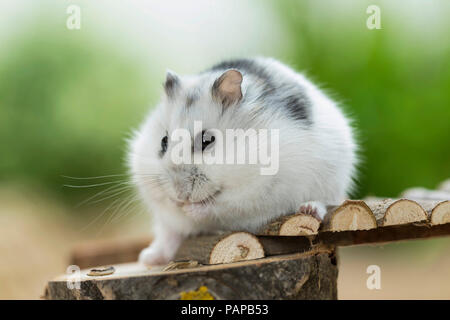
[259, 213, 321, 236]
[322, 200, 377, 231]
[46, 248, 338, 300]
[431, 201, 450, 225]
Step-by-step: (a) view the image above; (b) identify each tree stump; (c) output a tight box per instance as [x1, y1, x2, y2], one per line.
[44, 247, 338, 300]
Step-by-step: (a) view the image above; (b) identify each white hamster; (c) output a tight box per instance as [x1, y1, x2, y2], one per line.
[128, 57, 358, 266]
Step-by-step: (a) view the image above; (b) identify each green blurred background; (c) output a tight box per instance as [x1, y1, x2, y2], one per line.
[0, 0, 449, 299]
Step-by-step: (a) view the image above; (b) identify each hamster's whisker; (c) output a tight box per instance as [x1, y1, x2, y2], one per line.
[90, 195, 129, 235]
[63, 180, 129, 188]
[61, 174, 130, 180]
[111, 194, 141, 223]
[100, 193, 134, 229]
[62, 173, 163, 183]
[75, 182, 131, 208]
[87, 186, 132, 206]
[79, 194, 122, 232]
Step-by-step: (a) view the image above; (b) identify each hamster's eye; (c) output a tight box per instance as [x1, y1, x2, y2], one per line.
[201, 130, 215, 151]
[160, 135, 168, 155]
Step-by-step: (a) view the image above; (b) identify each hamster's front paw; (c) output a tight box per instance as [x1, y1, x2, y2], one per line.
[299, 201, 327, 220]
[138, 245, 171, 266]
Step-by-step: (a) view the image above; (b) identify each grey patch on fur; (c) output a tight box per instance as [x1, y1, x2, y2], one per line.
[186, 92, 198, 108]
[164, 72, 180, 98]
[279, 83, 311, 122]
[207, 58, 311, 124]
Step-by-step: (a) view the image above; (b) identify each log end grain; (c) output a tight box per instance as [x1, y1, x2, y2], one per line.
[327, 200, 377, 231]
[279, 214, 321, 236]
[431, 200, 450, 225]
[209, 232, 265, 264]
[383, 199, 428, 226]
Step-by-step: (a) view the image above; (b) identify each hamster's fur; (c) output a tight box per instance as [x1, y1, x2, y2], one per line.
[128, 58, 357, 265]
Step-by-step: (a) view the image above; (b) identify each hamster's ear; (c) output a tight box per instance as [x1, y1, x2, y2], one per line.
[212, 69, 243, 107]
[164, 70, 180, 98]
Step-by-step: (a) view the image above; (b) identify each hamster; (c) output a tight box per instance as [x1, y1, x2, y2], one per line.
[128, 57, 357, 266]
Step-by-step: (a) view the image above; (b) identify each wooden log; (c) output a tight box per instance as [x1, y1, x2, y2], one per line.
[322, 200, 377, 231]
[258, 213, 321, 236]
[45, 249, 338, 300]
[375, 199, 428, 226]
[431, 201, 450, 225]
[174, 232, 265, 265]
